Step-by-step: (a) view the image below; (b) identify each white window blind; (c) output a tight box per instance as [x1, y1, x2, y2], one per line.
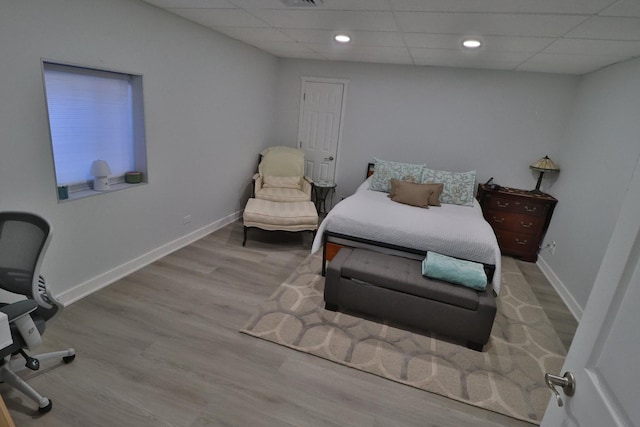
[43, 62, 135, 187]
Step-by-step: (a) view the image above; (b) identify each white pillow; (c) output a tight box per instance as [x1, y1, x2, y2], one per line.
[421, 168, 476, 206]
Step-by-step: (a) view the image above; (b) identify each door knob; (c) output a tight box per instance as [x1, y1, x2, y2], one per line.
[324, 156, 334, 161]
[545, 371, 575, 407]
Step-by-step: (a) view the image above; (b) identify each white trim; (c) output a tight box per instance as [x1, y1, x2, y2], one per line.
[57, 210, 242, 306]
[537, 255, 583, 321]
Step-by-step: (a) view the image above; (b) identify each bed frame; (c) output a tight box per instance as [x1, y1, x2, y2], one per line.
[320, 162, 496, 282]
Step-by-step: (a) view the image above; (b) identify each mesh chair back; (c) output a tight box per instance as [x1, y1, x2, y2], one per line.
[0, 212, 51, 297]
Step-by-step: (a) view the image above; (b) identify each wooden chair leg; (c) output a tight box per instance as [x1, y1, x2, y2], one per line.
[242, 226, 248, 246]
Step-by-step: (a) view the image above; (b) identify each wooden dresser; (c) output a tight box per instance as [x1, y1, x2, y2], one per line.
[477, 184, 557, 262]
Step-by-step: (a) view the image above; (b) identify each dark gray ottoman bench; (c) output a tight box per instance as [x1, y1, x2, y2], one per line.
[325, 248, 497, 351]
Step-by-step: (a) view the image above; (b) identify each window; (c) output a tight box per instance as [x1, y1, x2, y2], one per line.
[42, 61, 147, 199]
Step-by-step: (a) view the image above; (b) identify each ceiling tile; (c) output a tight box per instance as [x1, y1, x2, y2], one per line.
[281, 29, 405, 46]
[249, 10, 399, 31]
[599, 0, 640, 17]
[145, 0, 639, 74]
[312, 45, 410, 57]
[543, 38, 640, 56]
[395, 12, 589, 37]
[404, 33, 554, 52]
[389, 0, 616, 14]
[517, 52, 630, 74]
[411, 47, 531, 62]
[412, 52, 524, 70]
[230, 0, 391, 10]
[215, 27, 294, 43]
[169, 8, 269, 27]
[565, 16, 640, 40]
[251, 40, 318, 54]
[144, 0, 235, 8]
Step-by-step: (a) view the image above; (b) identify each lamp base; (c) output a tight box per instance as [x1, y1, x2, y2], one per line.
[93, 177, 111, 191]
[531, 171, 544, 194]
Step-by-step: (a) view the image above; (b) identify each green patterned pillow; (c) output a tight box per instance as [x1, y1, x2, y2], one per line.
[421, 168, 476, 206]
[369, 158, 426, 193]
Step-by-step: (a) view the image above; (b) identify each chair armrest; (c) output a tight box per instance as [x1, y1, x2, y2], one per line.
[0, 300, 38, 323]
[301, 176, 313, 195]
[252, 174, 263, 198]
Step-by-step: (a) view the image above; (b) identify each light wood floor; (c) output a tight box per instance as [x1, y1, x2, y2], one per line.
[3, 221, 577, 426]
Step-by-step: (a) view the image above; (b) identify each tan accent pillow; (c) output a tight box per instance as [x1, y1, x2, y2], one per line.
[263, 176, 301, 189]
[389, 179, 443, 207]
[389, 179, 433, 208]
[421, 182, 444, 207]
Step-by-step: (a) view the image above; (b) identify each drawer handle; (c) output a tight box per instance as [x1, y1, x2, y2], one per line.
[524, 205, 537, 213]
[520, 221, 533, 228]
[496, 201, 509, 208]
[515, 238, 528, 245]
[492, 216, 504, 223]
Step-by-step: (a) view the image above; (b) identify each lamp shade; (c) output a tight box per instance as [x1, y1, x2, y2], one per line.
[530, 155, 559, 172]
[529, 155, 559, 193]
[91, 160, 112, 191]
[90, 160, 112, 176]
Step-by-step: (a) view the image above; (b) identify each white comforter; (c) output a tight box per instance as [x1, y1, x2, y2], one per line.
[312, 179, 502, 294]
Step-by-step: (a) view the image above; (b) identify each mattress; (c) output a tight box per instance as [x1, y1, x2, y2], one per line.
[312, 179, 502, 294]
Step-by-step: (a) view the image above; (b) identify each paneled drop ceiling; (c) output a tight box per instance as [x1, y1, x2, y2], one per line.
[142, 0, 640, 75]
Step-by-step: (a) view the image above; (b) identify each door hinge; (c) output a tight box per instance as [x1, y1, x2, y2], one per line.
[303, 93, 306, 101]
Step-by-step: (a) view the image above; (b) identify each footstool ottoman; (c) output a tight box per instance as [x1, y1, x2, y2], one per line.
[242, 198, 318, 246]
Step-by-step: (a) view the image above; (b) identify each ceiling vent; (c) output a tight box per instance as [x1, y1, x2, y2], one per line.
[280, 0, 324, 6]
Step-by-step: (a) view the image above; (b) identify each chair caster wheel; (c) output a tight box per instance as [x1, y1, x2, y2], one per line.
[63, 354, 76, 363]
[39, 399, 53, 414]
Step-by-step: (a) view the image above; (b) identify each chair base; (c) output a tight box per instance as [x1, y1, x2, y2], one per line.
[243, 226, 316, 247]
[242, 199, 318, 247]
[0, 347, 75, 413]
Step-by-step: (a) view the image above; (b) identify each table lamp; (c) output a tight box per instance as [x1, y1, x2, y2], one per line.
[530, 155, 559, 193]
[91, 160, 112, 191]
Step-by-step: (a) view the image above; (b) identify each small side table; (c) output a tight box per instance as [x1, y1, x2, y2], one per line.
[313, 180, 336, 215]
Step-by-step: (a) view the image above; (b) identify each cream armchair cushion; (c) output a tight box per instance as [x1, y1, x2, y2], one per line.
[254, 174, 313, 202]
[253, 146, 313, 202]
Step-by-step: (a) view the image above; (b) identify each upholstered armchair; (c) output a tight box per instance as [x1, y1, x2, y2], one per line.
[253, 146, 313, 202]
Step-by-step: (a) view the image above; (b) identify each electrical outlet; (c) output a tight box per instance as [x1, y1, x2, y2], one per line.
[550, 241, 556, 255]
[183, 214, 192, 225]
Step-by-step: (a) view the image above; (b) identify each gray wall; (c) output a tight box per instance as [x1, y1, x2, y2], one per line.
[0, 0, 278, 302]
[540, 56, 640, 312]
[274, 59, 579, 200]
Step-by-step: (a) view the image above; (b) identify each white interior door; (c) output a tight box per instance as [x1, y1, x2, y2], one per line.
[297, 78, 347, 182]
[541, 158, 640, 426]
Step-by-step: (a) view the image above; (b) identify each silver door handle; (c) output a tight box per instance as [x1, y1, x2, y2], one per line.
[324, 156, 334, 161]
[545, 372, 575, 407]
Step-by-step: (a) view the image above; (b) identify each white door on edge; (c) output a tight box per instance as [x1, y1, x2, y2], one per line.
[297, 78, 347, 183]
[541, 157, 640, 427]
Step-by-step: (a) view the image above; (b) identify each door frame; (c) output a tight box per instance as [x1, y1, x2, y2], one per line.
[297, 76, 349, 185]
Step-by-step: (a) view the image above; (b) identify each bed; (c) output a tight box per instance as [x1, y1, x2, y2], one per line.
[312, 172, 503, 294]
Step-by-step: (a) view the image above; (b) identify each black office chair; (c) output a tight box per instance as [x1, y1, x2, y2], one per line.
[0, 212, 75, 414]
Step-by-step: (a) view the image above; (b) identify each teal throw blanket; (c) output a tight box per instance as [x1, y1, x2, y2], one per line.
[422, 251, 488, 290]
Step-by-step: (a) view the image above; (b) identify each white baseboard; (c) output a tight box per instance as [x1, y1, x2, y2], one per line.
[537, 256, 583, 322]
[58, 211, 242, 306]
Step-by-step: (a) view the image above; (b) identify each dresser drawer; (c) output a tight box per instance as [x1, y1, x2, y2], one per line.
[484, 211, 544, 236]
[494, 229, 539, 261]
[485, 195, 546, 217]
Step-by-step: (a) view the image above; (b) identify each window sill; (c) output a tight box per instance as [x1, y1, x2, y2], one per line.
[58, 182, 146, 203]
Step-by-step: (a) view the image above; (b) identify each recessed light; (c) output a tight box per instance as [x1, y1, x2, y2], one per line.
[462, 39, 482, 49]
[334, 34, 351, 43]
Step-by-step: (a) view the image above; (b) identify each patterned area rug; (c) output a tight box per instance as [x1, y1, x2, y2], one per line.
[241, 253, 566, 424]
